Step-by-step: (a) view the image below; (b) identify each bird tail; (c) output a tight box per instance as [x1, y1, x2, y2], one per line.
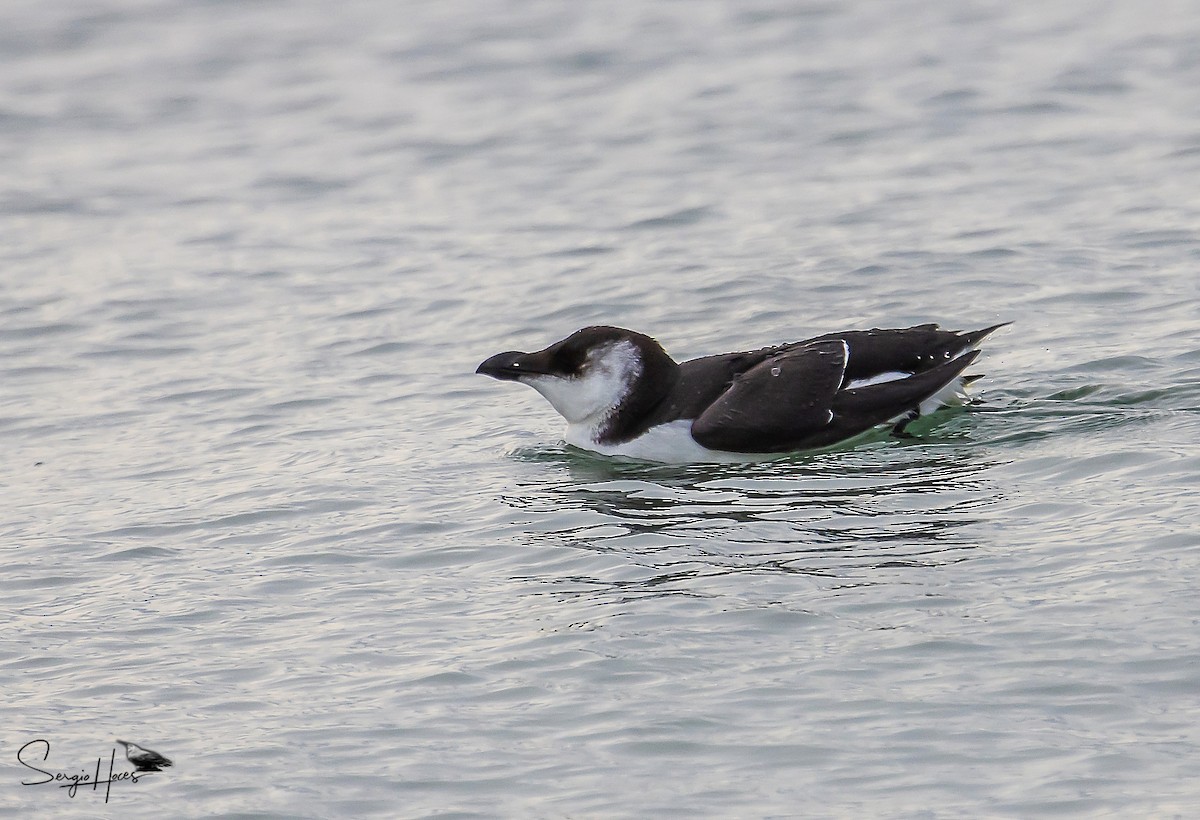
[957, 322, 1011, 353]
[835, 349, 980, 416]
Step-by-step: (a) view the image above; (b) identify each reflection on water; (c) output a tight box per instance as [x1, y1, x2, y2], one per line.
[501, 369, 1190, 609]
[504, 430, 1000, 604]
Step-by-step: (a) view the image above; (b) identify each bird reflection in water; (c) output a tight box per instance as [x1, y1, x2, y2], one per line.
[503, 435, 1001, 604]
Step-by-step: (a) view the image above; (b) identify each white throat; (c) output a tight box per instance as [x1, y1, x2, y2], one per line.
[522, 340, 642, 441]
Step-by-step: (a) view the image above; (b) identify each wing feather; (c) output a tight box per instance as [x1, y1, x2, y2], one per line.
[690, 340, 848, 453]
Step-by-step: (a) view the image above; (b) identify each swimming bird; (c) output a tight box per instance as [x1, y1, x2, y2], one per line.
[477, 322, 1007, 463]
[116, 740, 173, 772]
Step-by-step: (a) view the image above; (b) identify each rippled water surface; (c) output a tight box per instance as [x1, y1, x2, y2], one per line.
[4, 0, 1200, 817]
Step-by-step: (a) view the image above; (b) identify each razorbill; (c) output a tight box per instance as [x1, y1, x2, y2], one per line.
[116, 740, 173, 772]
[477, 322, 1007, 463]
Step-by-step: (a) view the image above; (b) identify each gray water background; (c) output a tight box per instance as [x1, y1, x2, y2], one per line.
[3, 0, 1200, 817]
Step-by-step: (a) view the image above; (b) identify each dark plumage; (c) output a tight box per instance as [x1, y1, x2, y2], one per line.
[116, 740, 173, 772]
[478, 322, 1007, 461]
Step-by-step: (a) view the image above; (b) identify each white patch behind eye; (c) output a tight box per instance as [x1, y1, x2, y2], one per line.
[524, 340, 642, 430]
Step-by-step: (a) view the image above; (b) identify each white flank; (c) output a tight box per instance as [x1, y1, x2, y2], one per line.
[915, 340, 986, 415]
[919, 375, 971, 416]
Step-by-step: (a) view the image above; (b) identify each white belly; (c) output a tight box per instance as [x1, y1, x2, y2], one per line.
[562, 375, 973, 464]
[565, 419, 763, 464]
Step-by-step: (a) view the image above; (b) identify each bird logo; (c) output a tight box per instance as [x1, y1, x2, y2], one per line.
[115, 740, 173, 772]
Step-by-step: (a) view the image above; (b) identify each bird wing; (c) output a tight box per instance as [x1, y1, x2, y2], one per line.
[690, 339, 848, 452]
[810, 323, 1009, 382]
